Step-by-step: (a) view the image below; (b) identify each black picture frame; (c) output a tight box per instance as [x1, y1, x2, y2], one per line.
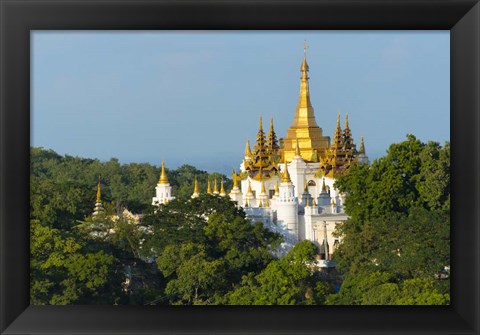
[1, 0, 479, 334]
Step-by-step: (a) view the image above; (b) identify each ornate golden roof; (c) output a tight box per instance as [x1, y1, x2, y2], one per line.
[244, 116, 279, 180]
[319, 113, 360, 178]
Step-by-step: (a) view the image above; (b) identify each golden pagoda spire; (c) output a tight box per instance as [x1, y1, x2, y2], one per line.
[345, 112, 350, 129]
[275, 181, 279, 194]
[290, 41, 318, 129]
[261, 180, 266, 194]
[232, 168, 239, 189]
[213, 179, 219, 194]
[295, 138, 301, 157]
[281, 44, 330, 163]
[158, 161, 169, 184]
[331, 112, 343, 148]
[313, 199, 317, 206]
[193, 176, 199, 194]
[359, 135, 366, 154]
[96, 177, 102, 203]
[245, 139, 252, 157]
[322, 178, 327, 193]
[220, 180, 226, 196]
[267, 117, 280, 155]
[282, 157, 291, 183]
[207, 179, 212, 194]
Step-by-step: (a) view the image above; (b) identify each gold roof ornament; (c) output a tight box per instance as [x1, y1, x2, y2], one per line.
[259, 200, 263, 208]
[275, 181, 279, 194]
[207, 179, 212, 194]
[232, 168, 239, 189]
[313, 199, 317, 206]
[96, 177, 102, 204]
[247, 181, 253, 195]
[261, 180, 266, 194]
[267, 117, 279, 152]
[245, 139, 253, 157]
[265, 199, 270, 208]
[158, 161, 169, 184]
[281, 157, 291, 183]
[345, 112, 350, 129]
[359, 135, 366, 154]
[220, 180, 226, 196]
[295, 138, 301, 157]
[213, 179, 219, 194]
[193, 176, 199, 194]
[331, 198, 336, 205]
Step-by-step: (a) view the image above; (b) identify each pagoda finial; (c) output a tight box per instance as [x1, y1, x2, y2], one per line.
[261, 180, 266, 194]
[282, 157, 291, 183]
[322, 178, 327, 193]
[336, 112, 341, 129]
[247, 180, 253, 195]
[158, 161, 169, 184]
[259, 115, 263, 132]
[301, 40, 309, 74]
[345, 112, 350, 129]
[213, 178, 219, 194]
[275, 181, 279, 194]
[96, 176, 102, 203]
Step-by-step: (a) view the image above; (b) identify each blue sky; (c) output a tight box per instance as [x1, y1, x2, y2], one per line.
[31, 31, 449, 174]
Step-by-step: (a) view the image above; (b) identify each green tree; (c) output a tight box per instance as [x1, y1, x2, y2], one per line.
[30, 220, 122, 304]
[329, 136, 450, 305]
[227, 241, 330, 305]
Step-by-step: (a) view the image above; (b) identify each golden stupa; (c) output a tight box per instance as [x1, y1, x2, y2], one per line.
[280, 42, 330, 163]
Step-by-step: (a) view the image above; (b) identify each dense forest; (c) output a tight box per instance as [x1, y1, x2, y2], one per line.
[30, 135, 450, 305]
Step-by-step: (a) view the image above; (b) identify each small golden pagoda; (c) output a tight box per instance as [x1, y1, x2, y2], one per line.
[280, 42, 330, 163]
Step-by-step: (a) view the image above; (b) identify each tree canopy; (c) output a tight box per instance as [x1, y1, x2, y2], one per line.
[327, 135, 450, 305]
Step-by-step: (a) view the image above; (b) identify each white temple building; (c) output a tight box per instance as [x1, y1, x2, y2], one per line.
[152, 47, 368, 266]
